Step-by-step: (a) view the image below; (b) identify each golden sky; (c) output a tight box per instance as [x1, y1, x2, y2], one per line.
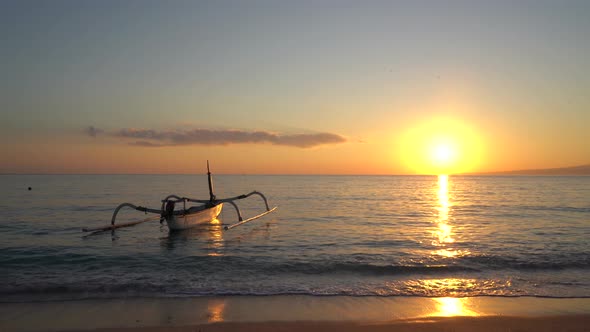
[2, 1, 589, 174]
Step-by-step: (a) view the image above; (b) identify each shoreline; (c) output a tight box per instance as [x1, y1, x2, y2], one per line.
[69, 316, 590, 332]
[2, 295, 590, 332]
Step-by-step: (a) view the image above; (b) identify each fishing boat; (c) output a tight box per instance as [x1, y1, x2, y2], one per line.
[82, 161, 277, 234]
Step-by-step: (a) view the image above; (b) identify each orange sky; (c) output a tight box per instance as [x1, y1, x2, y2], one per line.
[2, 2, 589, 174]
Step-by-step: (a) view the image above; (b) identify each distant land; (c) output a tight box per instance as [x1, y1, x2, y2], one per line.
[465, 164, 590, 175]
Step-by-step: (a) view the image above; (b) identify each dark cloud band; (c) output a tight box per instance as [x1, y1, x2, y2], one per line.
[88, 127, 346, 148]
[85, 126, 104, 137]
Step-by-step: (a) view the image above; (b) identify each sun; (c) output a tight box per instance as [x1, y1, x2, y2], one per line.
[426, 136, 460, 173]
[397, 117, 483, 174]
[431, 142, 456, 167]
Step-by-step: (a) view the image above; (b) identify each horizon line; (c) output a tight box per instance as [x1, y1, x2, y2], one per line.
[1, 173, 588, 177]
[2, 163, 588, 177]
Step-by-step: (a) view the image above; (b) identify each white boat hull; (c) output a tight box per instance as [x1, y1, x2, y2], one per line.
[165, 203, 223, 231]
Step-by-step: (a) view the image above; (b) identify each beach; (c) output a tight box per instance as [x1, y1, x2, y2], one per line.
[58, 317, 590, 332]
[2, 296, 590, 332]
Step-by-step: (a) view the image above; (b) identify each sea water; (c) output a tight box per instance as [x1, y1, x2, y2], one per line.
[1, 174, 589, 302]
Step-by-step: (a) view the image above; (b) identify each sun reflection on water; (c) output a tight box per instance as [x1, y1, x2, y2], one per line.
[206, 299, 226, 323]
[430, 297, 478, 317]
[207, 218, 224, 256]
[432, 174, 459, 257]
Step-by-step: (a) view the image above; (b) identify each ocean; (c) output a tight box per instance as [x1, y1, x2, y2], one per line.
[1, 174, 589, 302]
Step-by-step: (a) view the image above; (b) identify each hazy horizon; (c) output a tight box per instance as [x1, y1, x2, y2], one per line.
[2, 163, 589, 176]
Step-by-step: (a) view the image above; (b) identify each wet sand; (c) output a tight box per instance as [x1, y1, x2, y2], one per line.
[2, 296, 589, 332]
[68, 316, 590, 332]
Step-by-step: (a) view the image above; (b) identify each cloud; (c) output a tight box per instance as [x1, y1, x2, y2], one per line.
[129, 140, 164, 147]
[115, 128, 346, 148]
[85, 126, 104, 137]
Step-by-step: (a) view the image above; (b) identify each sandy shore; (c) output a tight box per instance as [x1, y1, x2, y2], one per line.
[70, 316, 590, 332]
[2, 296, 590, 332]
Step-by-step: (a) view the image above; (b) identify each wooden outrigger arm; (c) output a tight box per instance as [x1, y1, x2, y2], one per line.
[81, 203, 162, 233]
[184, 191, 273, 221]
[224, 206, 277, 230]
[82, 215, 160, 233]
[218, 191, 277, 230]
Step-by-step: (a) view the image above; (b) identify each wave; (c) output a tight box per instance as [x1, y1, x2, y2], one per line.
[2, 283, 590, 303]
[522, 205, 590, 213]
[3, 250, 590, 276]
[199, 261, 480, 278]
[2, 254, 589, 302]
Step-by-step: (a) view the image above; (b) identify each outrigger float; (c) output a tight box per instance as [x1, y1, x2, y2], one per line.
[82, 162, 277, 235]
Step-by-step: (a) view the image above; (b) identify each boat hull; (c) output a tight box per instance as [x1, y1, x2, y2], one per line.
[165, 203, 223, 231]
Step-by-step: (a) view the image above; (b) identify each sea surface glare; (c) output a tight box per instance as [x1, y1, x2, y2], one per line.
[1, 175, 589, 302]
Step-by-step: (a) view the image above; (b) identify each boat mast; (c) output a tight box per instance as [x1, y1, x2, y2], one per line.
[207, 160, 216, 202]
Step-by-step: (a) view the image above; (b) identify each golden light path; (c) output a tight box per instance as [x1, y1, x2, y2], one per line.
[207, 218, 225, 256]
[432, 174, 459, 258]
[418, 175, 479, 312]
[430, 297, 479, 317]
[206, 298, 226, 323]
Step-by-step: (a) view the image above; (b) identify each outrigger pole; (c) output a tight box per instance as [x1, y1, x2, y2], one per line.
[82, 214, 160, 234]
